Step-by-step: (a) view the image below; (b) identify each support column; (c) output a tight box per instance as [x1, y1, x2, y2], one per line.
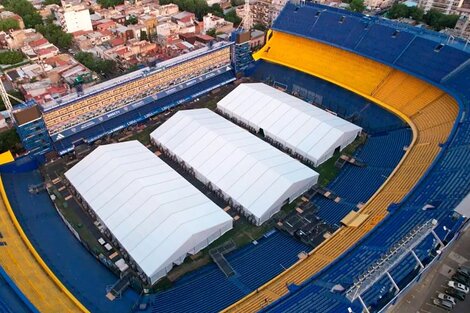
[411, 249, 424, 269]
[431, 229, 444, 247]
[357, 295, 370, 313]
[386, 271, 400, 294]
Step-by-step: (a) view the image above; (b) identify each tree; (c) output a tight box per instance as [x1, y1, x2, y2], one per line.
[0, 51, 24, 65]
[159, 0, 210, 19]
[0, 18, 20, 32]
[97, 0, 124, 8]
[349, 0, 365, 13]
[2, 0, 42, 28]
[224, 10, 242, 25]
[0, 90, 25, 111]
[125, 15, 138, 25]
[43, 0, 62, 5]
[409, 7, 424, 22]
[387, 3, 410, 19]
[75, 52, 117, 76]
[253, 23, 267, 32]
[230, 0, 244, 6]
[424, 8, 459, 30]
[206, 28, 217, 37]
[210, 4, 224, 18]
[35, 22, 73, 50]
[0, 129, 21, 154]
[140, 29, 148, 41]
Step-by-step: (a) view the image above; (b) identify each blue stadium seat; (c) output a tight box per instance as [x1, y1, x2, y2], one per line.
[150, 231, 309, 313]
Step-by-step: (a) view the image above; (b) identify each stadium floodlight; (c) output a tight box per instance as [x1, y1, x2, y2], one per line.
[345, 219, 439, 303]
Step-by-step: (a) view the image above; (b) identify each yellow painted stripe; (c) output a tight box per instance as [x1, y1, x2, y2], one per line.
[0, 154, 90, 313]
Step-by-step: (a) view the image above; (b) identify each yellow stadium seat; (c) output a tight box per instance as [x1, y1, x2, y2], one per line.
[223, 31, 459, 313]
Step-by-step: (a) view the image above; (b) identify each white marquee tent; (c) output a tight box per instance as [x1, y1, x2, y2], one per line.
[150, 109, 319, 225]
[217, 83, 362, 166]
[65, 141, 232, 284]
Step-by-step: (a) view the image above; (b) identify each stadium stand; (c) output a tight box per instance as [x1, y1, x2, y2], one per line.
[150, 230, 308, 313]
[0, 267, 39, 313]
[53, 71, 235, 154]
[222, 6, 464, 311]
[274, 2, 470, 82]
[3, 2, 470, 313]
[0, 153, 84, 313]
[311, 128, 412, 226]
[0, 158, 140, 313]
[249, 61, 406, 134]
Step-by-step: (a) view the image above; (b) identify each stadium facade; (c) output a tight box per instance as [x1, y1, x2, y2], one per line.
[221, 3, 470, 313]
[13, 41, 237, 156]
[1, 2, 470, 313]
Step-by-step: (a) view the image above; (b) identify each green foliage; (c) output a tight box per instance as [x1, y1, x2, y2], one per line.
[35, 22, 73, 50]
[253, 23, 267, 32]
[0, 128, 21, 154]
[409, 6, 424, 22]
[0, 51, 24, 65]
[210, 4, 224, 17]
[0, 18, 20, 32]
[387, 5, 457, 30]
[424, 8, 459, 31]
[206, 28, 217, 37]
[230, 0, 244, 6]
[43, 0, 62, 5]
[2, 0, 43, 28]
[349, 0, 365, 13]
[75, 52, 117, 76]
[387, 3, 410, 19]
[0, 90, 25, 111]
[97, 0, 125, 9]
[159, 0, 211, 19]
[140, 29, 148, 41]
[125, 15, 138, 25]
[224, 10, 241, 25]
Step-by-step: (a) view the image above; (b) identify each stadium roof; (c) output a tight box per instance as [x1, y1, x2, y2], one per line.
[65, 141, 232, 284]
[150, 109, 319, 225]
[217, 83, 362, 166]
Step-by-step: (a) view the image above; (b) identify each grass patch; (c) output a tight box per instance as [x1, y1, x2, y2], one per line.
[157, 196, 304, 288]
[314, 134, 367, 186]
[127, 122, 161, 146]
[50, 185, 106, 255]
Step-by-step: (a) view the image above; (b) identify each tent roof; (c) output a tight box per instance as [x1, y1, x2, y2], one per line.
[150, 109, 318, 221]
[65, 141, 232, 279]
[217, 83, 362, 164]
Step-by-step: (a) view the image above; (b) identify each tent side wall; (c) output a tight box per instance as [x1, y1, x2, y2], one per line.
[217, 83, 362, 167]
[149, 218, 233, 284]
[258, 175, 319, 224]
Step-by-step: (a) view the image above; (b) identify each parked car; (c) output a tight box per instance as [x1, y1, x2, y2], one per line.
[433, 298, 453, 311]
[445, 287, 466, 301]
[448, 280, 470, 294]
[437, 292, 456, 306]
[457, 267, 470, 278]
[452, 273, 470, 285]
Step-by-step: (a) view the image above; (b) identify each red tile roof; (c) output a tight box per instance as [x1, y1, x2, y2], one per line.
[110, 37, 125, 47]
[28, 38, 48, 48]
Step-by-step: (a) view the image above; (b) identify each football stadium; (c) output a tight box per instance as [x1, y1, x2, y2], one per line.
[1, 2, 470, 313]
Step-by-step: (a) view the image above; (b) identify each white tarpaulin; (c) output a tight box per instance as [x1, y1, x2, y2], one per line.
[65, 141, 232, 284]
[150, 109, 319, 225]
[217, 83, 362, 166]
